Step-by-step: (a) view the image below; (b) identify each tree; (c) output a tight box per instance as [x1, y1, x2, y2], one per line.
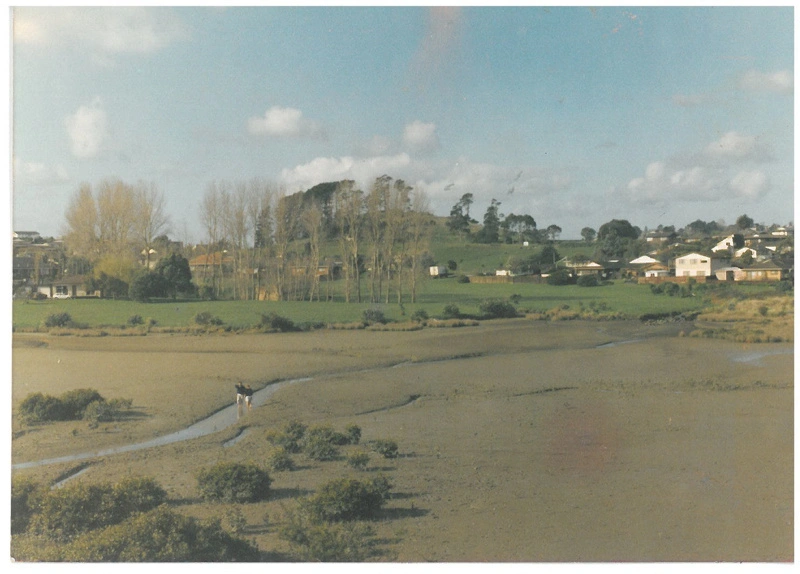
[200, 182, 224, 298]
[545, 224, 562, 241]
[446, 193, 474, 239]
[335, 180, 363, 303]
[597, 219, 640, 241]
[580, 227, 596, 242]
[63, 183, 98, 258]
[475, 199, 502, 244]
[133, 181, 170, 270]
[128, 272, 168, 302]
[736, 214, 755, 230]
[154, 253, 193, 299]
[502, 214, 537, 244]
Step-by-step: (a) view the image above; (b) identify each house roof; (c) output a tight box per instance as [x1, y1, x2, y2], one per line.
[745, 260, 786, 270]
[629, 255, 659, 265]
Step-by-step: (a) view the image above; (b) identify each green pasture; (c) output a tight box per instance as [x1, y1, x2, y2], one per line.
[12, 278, 758, 331]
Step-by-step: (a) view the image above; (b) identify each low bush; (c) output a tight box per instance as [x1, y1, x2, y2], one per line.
[18, 389, 131, 425]
[302, 426, 344, 461]
[545, 269, 574, 285]
[127, 314, 144, 326]
[259, 312, 296, 333]
[478, 299, 518, 319]
[441, 303, 461, 319]
[267, 447, 295, 472]
[456, 274, 470, 283]
[28, 476, 166, 542]
[193, 311, 223, 326]
[279, 506, 377, 561]
[576, 275, 601, 287]
[266, 420, 307, 453]
[11, 476, 45, 535]
[46, 506, 260, 562]
[362, 308, 387, 325]
[410, 309, 429, 323]
[345, 423, 362, 445]
[368, 439, 399, 459]
[347, 450, 371, 471]
[196, 462, 272, 503]
[43, 312, 73, 328]
[300, 475, 391, 523]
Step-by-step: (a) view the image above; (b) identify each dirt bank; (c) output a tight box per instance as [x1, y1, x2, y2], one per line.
[11, 319, 793, 561]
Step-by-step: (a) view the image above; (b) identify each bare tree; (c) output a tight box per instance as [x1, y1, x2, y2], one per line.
[200, 181, 223, 297]
[273, 190, 301, 301]
[96, 179, 137, 257]
[63, 183, 99, 259]
[133, 181, 170, 270]
[383, 179, 411, 304]
[301, 201, 324, 302]
[335, 180, 363, 303]
[246, 178, 274, 300]
[407, 189, 432, 303]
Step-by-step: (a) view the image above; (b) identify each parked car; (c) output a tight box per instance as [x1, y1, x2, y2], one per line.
[52, 292, 71, 299]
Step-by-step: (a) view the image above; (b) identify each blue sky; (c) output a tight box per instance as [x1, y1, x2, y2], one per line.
[10, 5, 795, 241]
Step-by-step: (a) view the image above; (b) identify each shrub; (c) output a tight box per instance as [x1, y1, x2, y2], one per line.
[442, 303, 461, 318]
[347, 450, 371, 471]
[456, 274, 470, 283]
[663, 282, 680, 296]
[410, 309, 429, 323]
[55, 506, 260, 562]
[576, 275, 601, 287]
[302, 426, 344, 461]
[267, 447, 295, 472]
[362, 308, 387, 325]
[368, 439, 399, 459]
[28, 477, 166, 541]
[127, 314, 144, 326]
[758, 304, 769, 317]
[18, 392, 69, 423]
[775, 280, 793, 293]
[11, 476, 44, 534]
[260, 312, 296, 333]
[193, 311, 223, 326]
[345, 423, 362, 445]
[478, 299, 518, 319]
[300, 476, 391, 522]
[60, 388, 104, 418]
[196, 462, 272, 503]
[43, 312, 73, 328]
[279, 507, 377, 561]
[266, 420, 307, 453]
[545, 269, 574, 285]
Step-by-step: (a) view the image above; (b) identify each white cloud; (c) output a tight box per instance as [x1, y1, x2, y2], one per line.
[703, 131, 771, 164]
[280, 154, 412, 191]
[13, 158, 69, 186]
[65, 97, 108, 159]
[247, 106, 325, 139]
[729, 170, 770, 199]
[738, 69, 793, 94]
[14, 7, 189, 61]
[402, 120, 440, 153]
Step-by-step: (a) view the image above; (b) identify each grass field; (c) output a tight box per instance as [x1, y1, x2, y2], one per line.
[11, 277, 780, 331]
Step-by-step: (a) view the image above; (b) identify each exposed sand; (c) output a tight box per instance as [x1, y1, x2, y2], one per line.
[11, 319, 794, 562]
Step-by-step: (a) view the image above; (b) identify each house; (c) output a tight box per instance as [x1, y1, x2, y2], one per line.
[642, 262, 670, 278]
[36, 275, 99, 298]
[714, 267, 743, 282]
[570, 261, 604, 276]
[629, 255, 659, 265]
[738, 260, 786, 282]
[13, 230, 41, 243]
[711, 235, 736, 253]
[673, 252, 730, 277]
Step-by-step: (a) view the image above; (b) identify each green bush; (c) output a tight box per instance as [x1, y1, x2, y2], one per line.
[478, 299, 518, 319]
[576, 275, 601, 287]
[300, 476, 391, 522]
[442, 303, 461, 318]
[127, 314, 144, 326]
[362, 308, 387, 325]
[347, 450, 371, 471]
[368, 439, 399, 459]
[266, 420, 307, 453]
[279, 507, 377, 561]
[267, 447, 295, 472]
[28, 477, 166, 541]
[345, 423, 362, 445]
[60, 388, 104, 418]
[302, 426, 343, 461]
[196, 462, 272, 503]
[11, 476, 45, 534]
[193, 311, 223, 326]
[259, 312, 296, 332]
[18, 392, 68, 423]
[43, 312, 73, 328]
[456, 274, 470, 283]
[18, 389, 131, 425]
[410, 309, 429, 323]
[54, 506, 260, 562]
[545, 269, 574, 285]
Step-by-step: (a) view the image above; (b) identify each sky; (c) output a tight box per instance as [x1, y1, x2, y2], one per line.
[9, 5, 795, 241]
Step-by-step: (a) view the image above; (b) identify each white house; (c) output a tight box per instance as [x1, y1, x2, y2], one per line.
[673, 252, 730, 277]
[429, 265, 448, 277]
[642, 262, 670, 278]
[711, 235, 736, 253]
[628, 255, 659, 265]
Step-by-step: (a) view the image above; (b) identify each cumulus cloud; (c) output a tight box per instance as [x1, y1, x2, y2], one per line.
[703, 131, 772, 164]
[14, 7, 189, 63]
[65, 97, 108, 158]
[280, 153, 412, 191]
[738, 69, 793, 94]
[13, 158, 69, 185]
[402, 121, 440, 153]
[247, 106, 325, 140]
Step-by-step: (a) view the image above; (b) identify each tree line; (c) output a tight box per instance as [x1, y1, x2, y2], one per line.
[61, 175, 435, 304]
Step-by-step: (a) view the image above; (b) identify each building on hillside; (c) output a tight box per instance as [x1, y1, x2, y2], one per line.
[570, 261, 604, 277]
[36, 275, 99, 298]
[13, 231, 41, 243]
[430, 265, 449, 277]
[738, 260, 787, 282]
[711, 235, 737, 253]
[714, 267, 743, 282]
[642, 262, 670, 278]
[673, 252, 730, 277]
